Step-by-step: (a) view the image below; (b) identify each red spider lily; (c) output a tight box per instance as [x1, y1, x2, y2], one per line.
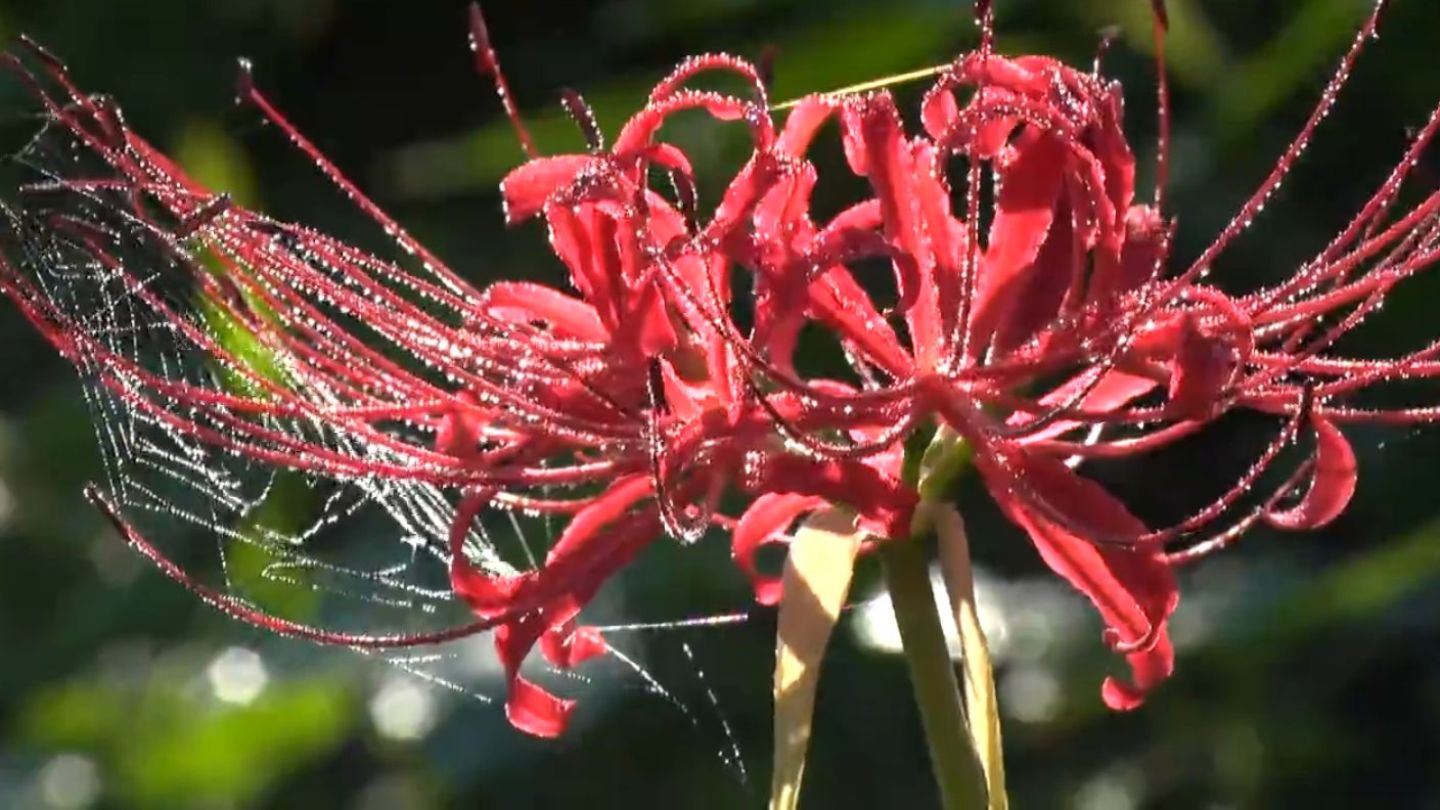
[714, 0, 1440, 710]
[699, 0, 1440, 710]
[0, 21, 912, 737]
[3, 0, 1439, 738]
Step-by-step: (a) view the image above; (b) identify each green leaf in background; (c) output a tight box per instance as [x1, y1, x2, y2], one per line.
[171, 119, 260, 210]
[20, 676, 353, 807]
[1075, 0, 1226, 88]
[380, 6, 961, 201]
[1208, 0, 1371, 144]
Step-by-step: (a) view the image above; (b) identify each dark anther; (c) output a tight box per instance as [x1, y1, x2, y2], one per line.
[467, 3, 496, 75]
[758, 45, 778, 92]
[668, 170, 698, 235]
[1149, 0, 1170, 32]
[559, 88, 604, 152]
[1297, 380, 1317, 426]
[16, 35, 67, 75]
[1093, 25, 1120, 74]
[647, 358, 670, 416]
[234, 58, 256, 104]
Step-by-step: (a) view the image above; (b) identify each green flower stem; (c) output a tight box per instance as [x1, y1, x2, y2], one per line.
[880, 529, 988, 810]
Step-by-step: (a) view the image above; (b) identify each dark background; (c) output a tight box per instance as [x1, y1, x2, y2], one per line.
[3, 0, 1440, 807]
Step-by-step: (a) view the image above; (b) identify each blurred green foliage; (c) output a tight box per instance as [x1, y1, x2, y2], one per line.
[3, 0, 1440, 808]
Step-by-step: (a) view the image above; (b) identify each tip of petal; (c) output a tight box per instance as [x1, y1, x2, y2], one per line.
[505, 677, 576, 738]
[498, 155, 589, 225]
[1101, 634, 1175, 712]
[1100, 676, 1148, 711]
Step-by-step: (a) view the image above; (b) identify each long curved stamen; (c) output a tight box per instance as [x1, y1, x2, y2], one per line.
[467, 3, 537, 159]
[1149, 0, 1171, 211]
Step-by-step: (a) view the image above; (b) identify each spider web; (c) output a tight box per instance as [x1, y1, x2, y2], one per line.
[0, 79, 768, 787]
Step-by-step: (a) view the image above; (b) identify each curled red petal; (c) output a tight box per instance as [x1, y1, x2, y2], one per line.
[808, 265, 914, 379]
[617, 271, 678, 358]
[434, 393, 486, 458]
[449, 494, 530, 618]
[1089, 204, 1166, 308]
[449, 562, 529, 616]
[754, 163, 817, 248]
[543, 204, 606, 305]
[495, 621, 575, 739]
[1014, 370, 1158, 443]
[708, 154, 784, 241]
[777, 95, 839, 158]
[909, 141, 962, 364]
[733, 493, 826, 605]
[920, 83, 959, 145]
[1266, 415, 1358, 530]
[1102, 634, 1174, 711]
[988, 130, 1067, 267]
[636, 141, 694, 180]
[1091, 87, 1137, 233]
[505, 676, 575, 738]
[613, 91, 758, 158]
[499, 155, 591, 224]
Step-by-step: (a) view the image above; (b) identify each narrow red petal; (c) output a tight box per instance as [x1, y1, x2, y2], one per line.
[971, 131, 1068, 347]
[909, 141, 961, 364]
[991, 196, 1079, 353]
[481, 281, 609, 342]
[1266, 415, 1358, 530]
[1015, 370, 1158, 443]
[1088, 205, 1165, 309]
[474, 480, 660, 738]
[1091, 88, 1137, 233]
[978, 449, 1177, 708]
[434, 394, 487, 458]
[841, 94, 925, 313]
[777, 96, 839, 158]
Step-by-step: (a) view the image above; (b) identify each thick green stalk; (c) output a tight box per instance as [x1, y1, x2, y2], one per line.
[879, 531, 988, 810]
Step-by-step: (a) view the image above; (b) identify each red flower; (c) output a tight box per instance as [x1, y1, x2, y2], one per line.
[3, 0, 1437, 733]
[0, 27, 913, 736]
[727, 0, 1436, 709]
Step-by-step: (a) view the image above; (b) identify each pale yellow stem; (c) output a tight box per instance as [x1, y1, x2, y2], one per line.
[769, 508, 864, 810]
[932, 503, 1008, 809]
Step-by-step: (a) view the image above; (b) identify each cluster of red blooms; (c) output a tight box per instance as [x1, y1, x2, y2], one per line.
[3, 1, 1439, 738]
